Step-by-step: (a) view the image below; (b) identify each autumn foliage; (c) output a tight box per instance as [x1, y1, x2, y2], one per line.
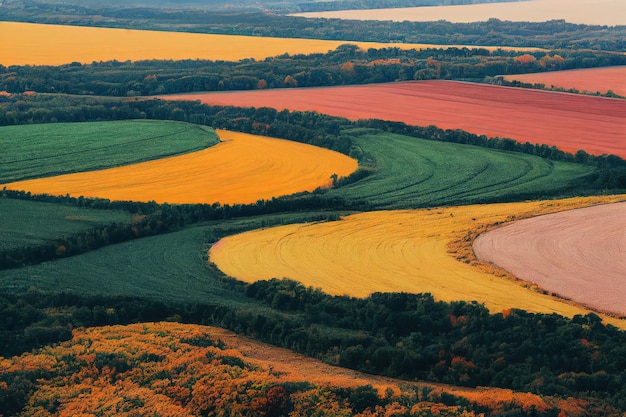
[0, 322, 594, 417]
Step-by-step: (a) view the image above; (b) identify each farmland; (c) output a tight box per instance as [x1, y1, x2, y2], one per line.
[0, 22, 531, 67]
[163, 80, 626, 158]
[502, 66, 626, 97]
[0, 120, 218, 183]
[294, 0, 626, 26]
[326, 132, 595, 208]
[474, 202, 626, 317]
[1, 130, 357, 205]
[0, 198, 133, 252]
[209, 195, 626, 327]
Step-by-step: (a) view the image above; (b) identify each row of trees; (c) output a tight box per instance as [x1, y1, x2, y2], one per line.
[3, 3, 626, 50]
[2, 281, 625, 413]
[3, 45, 626, 96]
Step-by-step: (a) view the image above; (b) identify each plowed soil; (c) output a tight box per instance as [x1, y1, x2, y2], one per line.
[163, 80, 626, 158]
[209, 195, 626, 327]
[503, 66, 626, 97]
[473, 202, 626, 317]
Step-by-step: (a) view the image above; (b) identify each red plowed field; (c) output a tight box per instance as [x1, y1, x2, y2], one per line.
[503, 66, 626, 97]
[473, 202, 626, 317]
[162, 80, 626, 158]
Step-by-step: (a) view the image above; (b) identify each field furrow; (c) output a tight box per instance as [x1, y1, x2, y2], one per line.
[1, 130, 357, 205]
[163, 80, 626, 158]
[209, 195, 626, 328]
[474, 202, 626, 317]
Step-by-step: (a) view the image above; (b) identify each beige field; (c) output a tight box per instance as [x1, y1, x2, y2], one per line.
[0, 130, 357, 205]
[0, 22, 540, 66]
[210, 195, 626, 328]
[474, 202, 626, 317]
[294, 0, 626, 26]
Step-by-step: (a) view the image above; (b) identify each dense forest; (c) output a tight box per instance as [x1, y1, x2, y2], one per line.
[2, 281, 626, 415]
[2, 2, 625, 50]
[2, 45, 625, 97]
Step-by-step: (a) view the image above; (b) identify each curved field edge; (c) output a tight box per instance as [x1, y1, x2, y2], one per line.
[0, 129, 358, 205]
[0, 120, 219, 183]
[473, 202, 626, 317]
[209, 195, 626, 329]
[0, 322, 576, 416]
[325, 132, 595, 209]
[162, 80, 626, 159]
[0, 22, 538, 67]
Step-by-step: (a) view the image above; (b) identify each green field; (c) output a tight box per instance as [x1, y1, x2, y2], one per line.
[330, 132, 595, 209]
[0, 120, 219, 182]
[0, 212, 342, 304]
[0, 197, 134, 252]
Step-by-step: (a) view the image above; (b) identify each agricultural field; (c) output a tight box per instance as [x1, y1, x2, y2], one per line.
[1, 130, 357, 205]
[209, 195, 626, 328]
[0, 22, 532, 67]
[0, 120, 218, 183]
[0, 212, 342, 304]
[474, 201, 626, 317]
[293, 0, 626, 26]
[0, 198, 134, 252]
[163, 80, 626, 158]
[327, 132, 595, 208]
[502, 66, 626, 97]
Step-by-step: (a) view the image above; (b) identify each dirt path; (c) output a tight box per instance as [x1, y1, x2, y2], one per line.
[473, 202, 626, 317]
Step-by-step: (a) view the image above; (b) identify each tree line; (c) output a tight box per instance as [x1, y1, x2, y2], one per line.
[3, 3, 626, 51]
[2, 45, 626, 96]
[2, 281, 625, 414]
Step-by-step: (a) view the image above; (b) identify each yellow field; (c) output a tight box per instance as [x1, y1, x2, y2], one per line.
[0, 129, 357, 205]
[210, 195, 626, 328]
[0, 22, 541, 66]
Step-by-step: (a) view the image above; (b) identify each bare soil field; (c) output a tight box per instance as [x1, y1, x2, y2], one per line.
[209, 195, 626, 328]
[0, 130, 357, 205]
[293, 0, 626, 26]
[503, 66, 626, 97]
[474, 202, 626, 317]
[0, 22, 535, 66]
[164, 80, 626, 158]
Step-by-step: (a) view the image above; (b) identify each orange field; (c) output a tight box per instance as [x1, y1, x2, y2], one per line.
[474, 202, 626, 317]
[0, 130, 357, 205]
[293, 0, 626, 26]
[0, 22, 538, 66]
[503, 66, 626, 97]
[163, 80, 626, 158]
[209, 195, 626, 328]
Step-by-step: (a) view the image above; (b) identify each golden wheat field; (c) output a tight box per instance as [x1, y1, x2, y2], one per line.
[0, 129, 357, 205]
[0, 22, 541, 66]
[210, 195, 626, 328]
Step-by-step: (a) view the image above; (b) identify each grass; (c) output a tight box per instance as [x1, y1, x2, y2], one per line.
[329, 132, 595, 209]
[0, 212, 345, 305]
[0, 120, 218, 183]
[0, 197, 134, 252]
[2, 129, 357, 205]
